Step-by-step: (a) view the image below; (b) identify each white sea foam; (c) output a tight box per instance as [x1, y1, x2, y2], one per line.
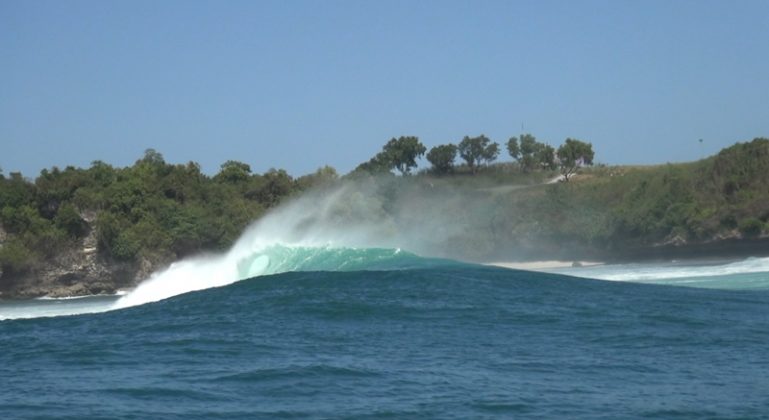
[551, 257, 769, 289]
[0, 295, 119, 320]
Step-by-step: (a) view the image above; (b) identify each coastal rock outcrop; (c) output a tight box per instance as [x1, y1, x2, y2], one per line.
[0, 221, 168, 299]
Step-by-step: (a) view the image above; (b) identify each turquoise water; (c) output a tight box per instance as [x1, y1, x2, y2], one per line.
[2, 248, 769, 419]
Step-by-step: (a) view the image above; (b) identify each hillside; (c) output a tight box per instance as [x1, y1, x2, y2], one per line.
[1, 138, 768, 298]
[442, 138, 769, 261]
[0, 152, 335, 298]
[539, 138, 769, 258]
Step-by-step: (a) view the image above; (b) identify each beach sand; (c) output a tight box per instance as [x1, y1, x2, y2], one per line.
[487, 260, 604, 270]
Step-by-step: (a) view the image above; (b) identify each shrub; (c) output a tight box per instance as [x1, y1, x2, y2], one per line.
[55, 202, 87, 238]
[738, 218, 764, 238]
[0, 240, 35, 274]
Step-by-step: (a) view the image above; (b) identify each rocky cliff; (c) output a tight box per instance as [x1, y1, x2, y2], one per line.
[0, 216, 166, 299]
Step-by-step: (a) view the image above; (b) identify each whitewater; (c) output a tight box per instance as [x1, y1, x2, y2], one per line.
[2, 183, 769, 418]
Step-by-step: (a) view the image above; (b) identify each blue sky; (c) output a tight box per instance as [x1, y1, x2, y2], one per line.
[2, 0, 768, 177]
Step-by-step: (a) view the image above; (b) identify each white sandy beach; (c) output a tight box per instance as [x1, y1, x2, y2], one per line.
[487, 260, 604, 270]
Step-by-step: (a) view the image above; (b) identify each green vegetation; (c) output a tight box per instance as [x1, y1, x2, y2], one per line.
[382, 136, 427, 175]
[354, 136, 426, 175]
[556, 138, 594, 181]
[355, 136, 768, 260]
[426, 144, 458, 175]
[395, 133, 592, 179]
[0, 150, 334, 276]
[507, 134, 560, 172]
[492, 138, 769, 257]
[457, 135, 500, 174]
[1, 136, 767, 279]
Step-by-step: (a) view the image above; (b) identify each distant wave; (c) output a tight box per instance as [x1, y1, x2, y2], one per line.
[552, 257, 769, 289]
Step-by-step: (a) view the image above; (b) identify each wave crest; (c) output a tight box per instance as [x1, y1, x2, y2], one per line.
[113, 245, 423, 309]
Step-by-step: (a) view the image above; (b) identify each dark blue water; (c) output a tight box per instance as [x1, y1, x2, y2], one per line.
[2, 265, 769, 419]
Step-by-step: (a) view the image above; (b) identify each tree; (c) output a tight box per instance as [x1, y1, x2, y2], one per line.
[514, 134, 557, 172]
[518, 134, 539, 172]
[257, 169, 294, 206]
[134, 148, 171, 180]
[159, 161, 206, 203]
[484, 142, 500, 166]
[0, 172, 34, 209]
[296, 166, 338, 190]
[0, 239, 35, 275]
[138, 148, 165, 166]
[89, 160, 117, 187]
[507, 137, 521, 160]
[381, 136, 426, 175]
[215, 160, 252, 183]
[353, 155, 393, 175]
[458, 135, 499, 174]
[535, 143, 557, 170]
[353, 136, 426, 176]
[556, 138, 594, 181]
[426, 144, 458, 174]
[55, 202, 88, 238]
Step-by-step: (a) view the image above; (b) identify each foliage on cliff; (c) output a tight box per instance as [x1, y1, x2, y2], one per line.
[0, 150, 336, 275]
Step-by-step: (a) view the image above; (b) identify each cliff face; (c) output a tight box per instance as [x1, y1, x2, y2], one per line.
[0, 218, 166, 299]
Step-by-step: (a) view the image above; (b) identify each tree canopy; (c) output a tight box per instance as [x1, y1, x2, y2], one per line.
[382, 136, 427, 175]
[426, 144, 458, 174]
[515, 134, 550, 172]
[354, 136, 426, 176]
[506, 137, 521, 160]
[0, 152, 334, 276]
[458, 135, 499, 174]
[215, 160, 252, 183]
[535, 143, 557, 171]
[556, 138, 595, 181]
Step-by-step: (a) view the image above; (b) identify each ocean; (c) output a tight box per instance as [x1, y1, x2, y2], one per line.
[2, 246, 769, 419]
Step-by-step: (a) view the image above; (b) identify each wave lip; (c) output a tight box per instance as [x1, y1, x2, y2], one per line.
[112, 244, 421, 310]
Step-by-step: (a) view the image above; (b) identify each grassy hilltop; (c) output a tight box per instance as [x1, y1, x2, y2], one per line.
[471, 138, 769, 260]
[343, 137, 769, 261]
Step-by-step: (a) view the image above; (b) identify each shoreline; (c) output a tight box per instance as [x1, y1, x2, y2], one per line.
[484, 254, 764, 273]
[486, 260, 605, 271]
[485, 237, 769, 272]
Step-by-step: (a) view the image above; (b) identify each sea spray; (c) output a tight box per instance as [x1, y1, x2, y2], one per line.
[111, 180, 417, 309]
[115, 175, 535, 310]
[112, 181, 413, 309]
[113, 253, 237, 309]
[111, 184, 375, 308]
